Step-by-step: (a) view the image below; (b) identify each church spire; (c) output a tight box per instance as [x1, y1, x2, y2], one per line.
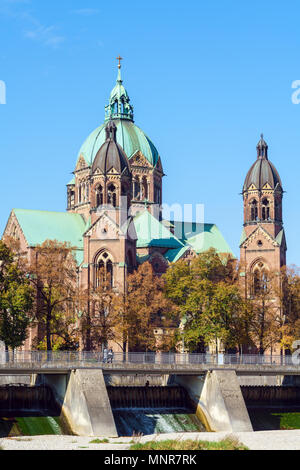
[105, 57, 134, 122]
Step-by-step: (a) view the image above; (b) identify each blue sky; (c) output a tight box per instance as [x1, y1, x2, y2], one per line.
[0, 0, 300, 265]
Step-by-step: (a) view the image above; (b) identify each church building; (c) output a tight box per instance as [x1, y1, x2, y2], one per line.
[3, 61, 232, 299]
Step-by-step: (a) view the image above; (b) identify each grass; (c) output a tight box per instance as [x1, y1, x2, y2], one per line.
[16, 416, 62, 436]
[248, 408, 300, 431]
[130, 436, 248, 451]
[89, 438, 110, 444]
[273, 412, 300, 430]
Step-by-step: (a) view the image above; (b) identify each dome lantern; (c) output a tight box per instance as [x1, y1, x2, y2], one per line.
[256, 133, 268, 159]
[105, 59, 134, 122]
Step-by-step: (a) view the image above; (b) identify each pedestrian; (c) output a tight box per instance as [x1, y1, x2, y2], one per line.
[103, 347, 108, 363]
[107, 348, 114, 363]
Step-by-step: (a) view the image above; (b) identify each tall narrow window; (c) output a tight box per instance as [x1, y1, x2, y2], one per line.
[250, 199, 258, 221]
[142, 177, 148, 200]
[261, 198, 270, 221]
[95, 251, 114, 288]
[107, 183, 117, 207]
[134, 177, 140, 200]
[96, 185, 103, 207]
[252, 261, 268, 295]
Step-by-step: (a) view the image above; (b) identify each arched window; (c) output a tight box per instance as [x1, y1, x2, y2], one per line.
[252, 261, 268, 295]
[95, 185, 103, 207]
[261, 198, 270, 221]
[107, 183, 117, 207]
[250, 199, 258, 221]
[95, 251, 114, 288]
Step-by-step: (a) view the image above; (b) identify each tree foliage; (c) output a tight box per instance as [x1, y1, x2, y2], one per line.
[0, 240, 34, 351]
[124, 262, 178, 352]
[163, 249, 251, 352]
[28, 240, 79, 351]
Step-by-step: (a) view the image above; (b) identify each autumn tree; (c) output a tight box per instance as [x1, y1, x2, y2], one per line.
[28, 240, 78, 351]
[243, 267, 289, 355]
[123, 262, 178, 352]
[79, 272, 124, 351]
[275, 265, 300, 352]
[0, 240, 34, 355]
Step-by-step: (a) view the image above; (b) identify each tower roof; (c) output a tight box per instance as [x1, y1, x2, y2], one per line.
[92, 121, 129, 174]
[243, 135, 282, 192]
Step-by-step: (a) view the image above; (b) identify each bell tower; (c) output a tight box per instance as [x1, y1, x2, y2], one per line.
[240, 135, 287, 292]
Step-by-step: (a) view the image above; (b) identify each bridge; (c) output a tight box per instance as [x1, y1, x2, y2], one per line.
[1, 351, 300, 375]
[1, 350, 300, 438]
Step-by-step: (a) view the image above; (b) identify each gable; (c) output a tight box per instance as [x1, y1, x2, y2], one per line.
[130, 151, 153, 168]
[240, 225, 279, 250]
[84, 213, 122, 241]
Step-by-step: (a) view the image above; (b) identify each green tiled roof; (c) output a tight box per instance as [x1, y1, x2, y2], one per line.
[187, 224, 233, 255]
[12, 209, 86, 265]
[164, 246, 190, 263]
[133, 210, 183, 249]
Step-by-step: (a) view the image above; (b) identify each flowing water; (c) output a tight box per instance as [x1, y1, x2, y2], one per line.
[0, 385, 71, 437]
[107, 386, 207, 436]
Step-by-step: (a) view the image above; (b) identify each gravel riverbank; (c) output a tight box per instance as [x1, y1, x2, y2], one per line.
[1, 430, 300, 450]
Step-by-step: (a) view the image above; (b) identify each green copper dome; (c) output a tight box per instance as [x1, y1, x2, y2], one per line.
[77, 66, 160, 168]
[77, 119, 159, 167]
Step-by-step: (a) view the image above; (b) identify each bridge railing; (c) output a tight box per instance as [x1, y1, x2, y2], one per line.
[0, 350, 297, 368]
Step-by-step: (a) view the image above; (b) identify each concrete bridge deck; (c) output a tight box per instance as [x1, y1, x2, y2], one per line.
[0, 352, 299, 376]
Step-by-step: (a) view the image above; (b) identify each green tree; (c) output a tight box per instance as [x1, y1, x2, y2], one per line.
[164, 249, 250, 352]
[0, 240, 34, 355]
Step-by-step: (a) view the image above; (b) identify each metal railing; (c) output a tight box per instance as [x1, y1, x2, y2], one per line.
[0, 351, 298, 368]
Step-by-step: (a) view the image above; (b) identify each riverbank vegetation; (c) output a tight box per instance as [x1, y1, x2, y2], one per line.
[130, 435, 248, 450]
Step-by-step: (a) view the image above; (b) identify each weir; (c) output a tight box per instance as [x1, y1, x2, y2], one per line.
[107, 386, 189, 409]
[242, 385, 300, 404]
[3, 369, 299, 436]
[0, 384, 57, 411]
[106, 385, 206, 436]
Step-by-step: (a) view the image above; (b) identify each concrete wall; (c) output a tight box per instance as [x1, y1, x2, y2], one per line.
[238, 375, 300, 386]
[175, 370, 253, 433]
[38, 370, 117, 437]
[0, 375, 32, 386]
[61, 370, 117, 437]
[200, 370, 253, 432]
[105, 374, 170, 387]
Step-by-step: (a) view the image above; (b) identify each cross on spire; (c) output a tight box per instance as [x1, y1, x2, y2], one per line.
[116, 55, 123, 69]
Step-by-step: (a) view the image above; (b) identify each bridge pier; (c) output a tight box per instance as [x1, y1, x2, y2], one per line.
[38, 370, 118, 437]
[175, 370, 253, 432]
